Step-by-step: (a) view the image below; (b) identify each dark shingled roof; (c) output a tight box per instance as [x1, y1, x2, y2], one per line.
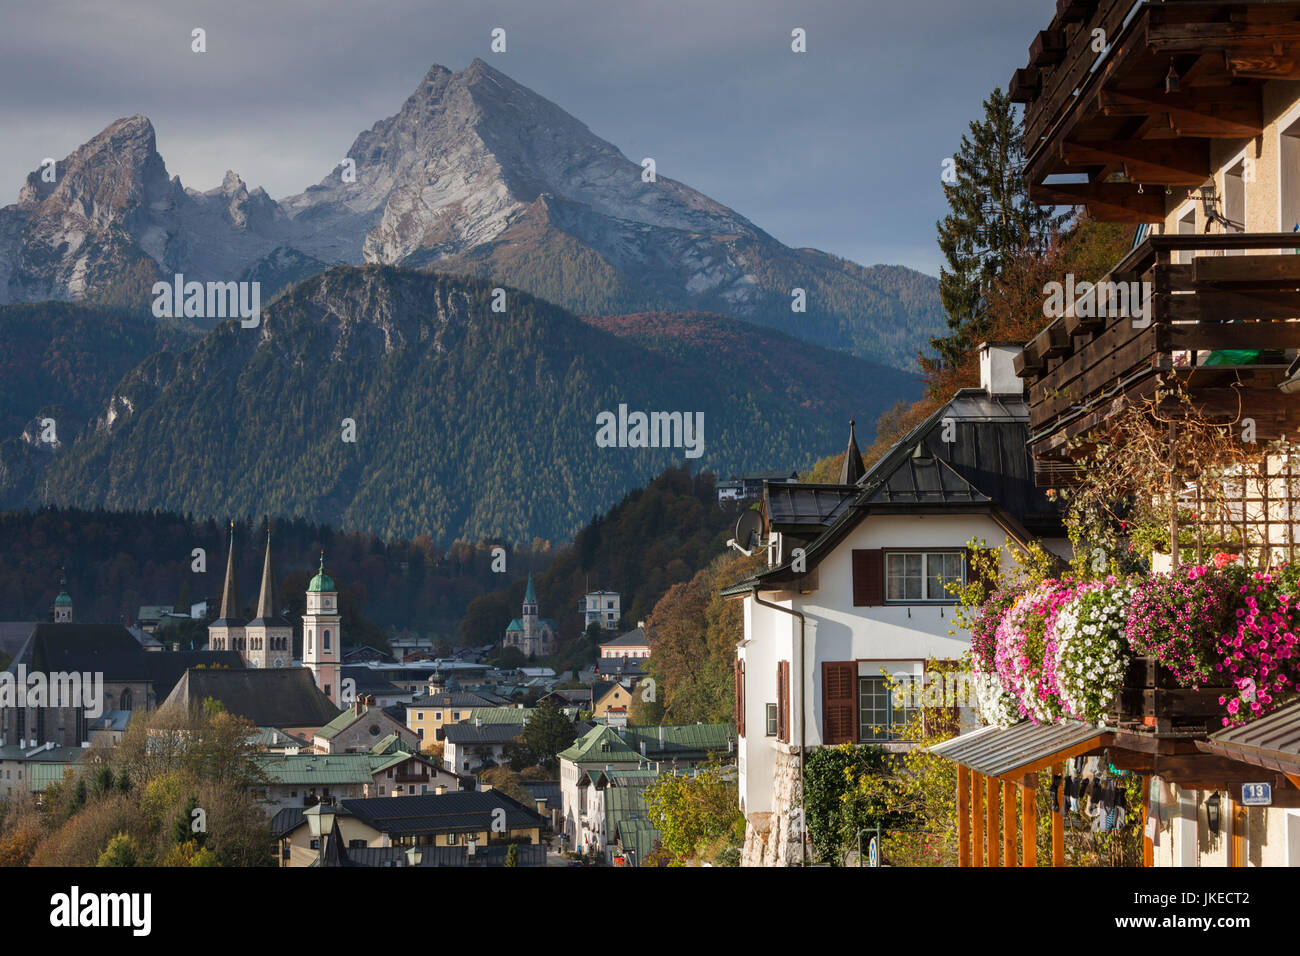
[722, 386, 1065, 597]
[340, 790, 543, 837]
[442, 722, 524, 745]
[599, 627, 650, 648]
[8, 624, 241, 698]
[162, 667, 341, 728]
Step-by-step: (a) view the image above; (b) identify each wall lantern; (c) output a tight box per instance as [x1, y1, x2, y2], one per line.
[1165, 61, 1180, 94]
[1205, 792, 1222, 836]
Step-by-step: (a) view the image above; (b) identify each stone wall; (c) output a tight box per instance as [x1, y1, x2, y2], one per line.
[742, 743, 806, 866]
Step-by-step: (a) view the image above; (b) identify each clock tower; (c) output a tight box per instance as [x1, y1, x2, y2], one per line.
[303, 553, 342, 708]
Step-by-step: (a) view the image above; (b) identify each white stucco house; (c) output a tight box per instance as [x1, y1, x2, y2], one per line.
[721, 343, 1071, 866]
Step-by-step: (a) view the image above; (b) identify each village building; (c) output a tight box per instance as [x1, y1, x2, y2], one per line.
[598, 625, 650, 660]
[926, 0, 1300, 871]
[723, 346, 1070, 865]
[272, 790, 544, 867]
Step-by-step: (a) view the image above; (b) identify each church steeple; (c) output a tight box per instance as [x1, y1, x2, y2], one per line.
[217, 521, 243, 624]
[839, 419, 865, 485]
[52, 568, 73, 623]
[255, 528, 277, 620]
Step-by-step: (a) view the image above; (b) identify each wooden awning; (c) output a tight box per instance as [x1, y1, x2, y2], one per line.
[929, 720, 1113, 779]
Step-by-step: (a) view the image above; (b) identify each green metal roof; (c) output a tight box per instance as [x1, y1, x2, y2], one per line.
[524, 573, 537, 604]
[505, 619, 523, 632]
[253, 752, 418, 786]
[315, 707, 363, 740]
[308, 554, 336, 593]
[557, 724, 643, 765]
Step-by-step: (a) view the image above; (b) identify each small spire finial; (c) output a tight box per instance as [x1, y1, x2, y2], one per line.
[319, 551, 325, 573]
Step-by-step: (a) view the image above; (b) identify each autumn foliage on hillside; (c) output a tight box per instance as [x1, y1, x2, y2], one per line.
[804, 217, 1133, 482]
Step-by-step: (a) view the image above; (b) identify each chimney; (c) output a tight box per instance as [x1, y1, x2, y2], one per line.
[978, 342, 1024, 397]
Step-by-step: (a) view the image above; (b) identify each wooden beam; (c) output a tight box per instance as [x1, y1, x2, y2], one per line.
[1098, 89, 1263, 139]
[1194, 253, 1300, 287]
[1157, 321, 1300, 353]
[986, 775, 999, 868]
[1052, 764, 1064, 867]
[1142, 776, 1154, 867]
[1230, 800, 1246, 867]
[1147, 21, 1300, 53]
[1003, 779, 1017, 867]
[972, 772, 984, 867]
[1160, 290, 1300, 323]
[1030, 29, 1067, 68]
[1060, 138, 1211, 185]
[1029, 182, 1165, 223]
[1010, 67, 1042, 104]
[1021, 775, 1038, 868]
[957, 764, 971, 867]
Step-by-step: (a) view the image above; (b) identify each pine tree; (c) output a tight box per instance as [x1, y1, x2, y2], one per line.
[933, 88, 1065, 369]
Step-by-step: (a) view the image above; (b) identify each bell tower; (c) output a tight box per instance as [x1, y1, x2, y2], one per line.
[303, 553, 342, 708]
[208, 523, 245, 656]
[246, 528, 292, 668]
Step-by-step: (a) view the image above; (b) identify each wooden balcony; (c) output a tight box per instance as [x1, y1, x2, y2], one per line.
[1015, 232, 1300, 484]
[1012, 0, 1300, 222]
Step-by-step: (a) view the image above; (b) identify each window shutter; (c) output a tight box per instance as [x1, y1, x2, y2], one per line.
[822, 661, 857, 745]
[776, 661, 790, 743]
[852, 549, 884, 606]
[734, 659, 745, 737]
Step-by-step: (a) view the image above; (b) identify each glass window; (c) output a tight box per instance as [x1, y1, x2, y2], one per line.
[885, 553, 923, 601]
[885, 552, 963, 603]
[765, 703, 777, 737]
[857, 676, 920, 742]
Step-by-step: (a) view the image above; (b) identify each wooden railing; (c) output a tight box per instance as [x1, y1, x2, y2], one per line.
[1017, 233, 1300, 468]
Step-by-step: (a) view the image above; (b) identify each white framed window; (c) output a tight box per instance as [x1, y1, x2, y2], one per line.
[884, 551, 964, 602]
[765, 703, 777, 736]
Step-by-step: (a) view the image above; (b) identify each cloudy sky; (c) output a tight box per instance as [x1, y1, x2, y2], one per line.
[0, 0, 1050, 276]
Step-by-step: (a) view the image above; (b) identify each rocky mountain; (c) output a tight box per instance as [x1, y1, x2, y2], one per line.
[0, 60, 942, 370]
[13, 269, 917, 544]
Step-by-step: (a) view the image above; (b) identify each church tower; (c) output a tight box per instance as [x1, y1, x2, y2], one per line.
[303, 553, 341, 708]
[245, 530, 292, 668]
[52, 569, 72, 623]
[208, 523, 246, 656]
[521, 573, 538, 647]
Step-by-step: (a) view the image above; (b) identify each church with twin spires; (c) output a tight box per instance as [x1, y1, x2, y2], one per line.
[209, 527, 342, 708]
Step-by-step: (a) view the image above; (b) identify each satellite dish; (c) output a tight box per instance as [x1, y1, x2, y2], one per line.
[734, 511, 763, 551]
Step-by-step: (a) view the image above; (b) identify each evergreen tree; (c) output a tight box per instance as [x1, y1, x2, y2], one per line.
[933, 88, 1064, 369]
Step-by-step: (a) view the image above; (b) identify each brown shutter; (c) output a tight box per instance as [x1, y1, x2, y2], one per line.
[822, 661, 858, 745]
[776, 661, 790, 743]
[852, 549, 884, 606]
[734, 659, 745, 737]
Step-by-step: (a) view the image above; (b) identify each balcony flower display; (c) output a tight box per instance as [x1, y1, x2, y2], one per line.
[1215, 570, 1299, 728]
[964, 555, 1299, 730]
[1124, 562, 1242, 686]
[1052, 579, 1134, 723]
[992, 579, 1077, 723]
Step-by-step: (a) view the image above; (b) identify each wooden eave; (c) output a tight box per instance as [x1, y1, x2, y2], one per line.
[1015, 1, 1300, 221]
